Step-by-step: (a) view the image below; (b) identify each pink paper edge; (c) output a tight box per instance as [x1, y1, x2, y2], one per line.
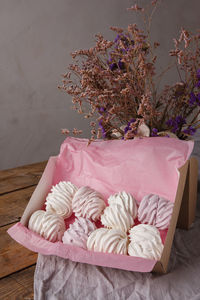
[7, 223, 156, 273]
[185, 140, 194, 161]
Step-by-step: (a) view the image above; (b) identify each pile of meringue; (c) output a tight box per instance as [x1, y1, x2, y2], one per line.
[28, 181, 174, 261]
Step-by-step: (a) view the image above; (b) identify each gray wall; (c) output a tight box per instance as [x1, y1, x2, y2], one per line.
[0, 0, 200, 170]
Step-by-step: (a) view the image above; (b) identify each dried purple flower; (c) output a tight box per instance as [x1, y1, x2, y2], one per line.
[98, 120, 106, 138]
[189, 92, 200, 106]
[197, 69, 200, 80]
[109, 63, 118, 71]
[151, 128, 158, 137]
[183, 126, 196, 135]
[175, 116, 186, 125]
[99, 107, 106, 113]
[124, 119, 136, 134]
[195, 81, 200, 88]
[166, 119, 174, 127]
[114, 34, 121, 43]
[189, 92, 197, 106]
[166, 116, 186, 133]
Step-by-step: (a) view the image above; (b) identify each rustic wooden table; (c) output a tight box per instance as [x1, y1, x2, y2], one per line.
[0, 161, 47, 300]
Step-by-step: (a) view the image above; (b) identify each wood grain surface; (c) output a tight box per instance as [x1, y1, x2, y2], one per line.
[0, 186, 36, 227]
[0, 266, 35, 300]
[0, 224, 37, 278]
[0, 161, 47, 195]
[0, 161, 46, 299]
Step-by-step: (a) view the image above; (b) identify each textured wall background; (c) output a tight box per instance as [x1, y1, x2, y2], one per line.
[0, 0, 200, 170]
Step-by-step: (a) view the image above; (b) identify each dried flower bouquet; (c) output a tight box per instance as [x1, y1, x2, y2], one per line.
[59, 1, 200, 143]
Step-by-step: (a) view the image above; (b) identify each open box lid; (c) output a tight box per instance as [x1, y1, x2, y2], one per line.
[8, 137, 195, 273]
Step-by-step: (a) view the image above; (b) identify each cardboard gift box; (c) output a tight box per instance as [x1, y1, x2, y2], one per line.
[8, 137, 198, 273]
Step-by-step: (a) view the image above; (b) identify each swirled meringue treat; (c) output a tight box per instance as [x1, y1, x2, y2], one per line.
[108, 191, 138, 219]
[138, 194, 174, 230]
[62, 217, 96, 249]
[72, 186, 106, 221]
[87, 228, 128, 255]
[128, 224, 164, 260]
[45, 181, 78, 218]
[28, 210, 66, 242]
[101, 203, 134, 232]
[28, 210, 45, 233]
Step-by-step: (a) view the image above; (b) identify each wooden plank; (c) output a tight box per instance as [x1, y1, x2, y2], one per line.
[0, 224, 37, 278]
[177, 157, 198, 229]
[0, 161, 47, 195]
[0, 265, 35, 300]
[0, 186, 36, 227]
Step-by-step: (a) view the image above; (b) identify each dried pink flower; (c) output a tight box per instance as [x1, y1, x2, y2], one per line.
[72, 128, 83, 135]
[61, 129, 70, 135]
[59, 1, 200, 141]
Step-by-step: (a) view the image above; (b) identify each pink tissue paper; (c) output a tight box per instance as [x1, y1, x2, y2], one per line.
[8, 137, 194, 272]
